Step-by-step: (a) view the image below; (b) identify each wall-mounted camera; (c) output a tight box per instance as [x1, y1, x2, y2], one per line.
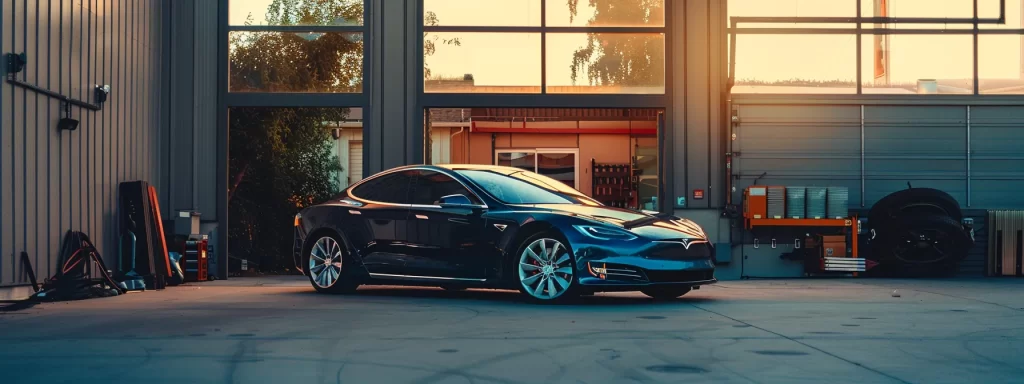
[94, 84, 111, 105]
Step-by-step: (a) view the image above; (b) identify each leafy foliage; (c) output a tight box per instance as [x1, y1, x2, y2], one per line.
[229, 0, 363, 93]
[566, 0, 665, 88]
[228, 0, 358, 272]
[423, 11, 460, 80]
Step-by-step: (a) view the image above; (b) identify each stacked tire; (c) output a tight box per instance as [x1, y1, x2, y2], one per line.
[867, 188, 974, 277]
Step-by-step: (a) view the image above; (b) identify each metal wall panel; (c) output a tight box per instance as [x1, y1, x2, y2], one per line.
[731, 105, 864, 207]
[0, 0, 165, 287]
[969, 107, 1024, 210]
[863, 106, 968, 207]
[194, 0, 218, 218]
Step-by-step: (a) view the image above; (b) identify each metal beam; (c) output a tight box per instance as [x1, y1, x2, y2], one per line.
[420, 94, 670, 109]
[225, 93, 367, 107]
[227, 25, 364, 33]
[728, 28, 1024, 35]
[423, 26, 667, 33]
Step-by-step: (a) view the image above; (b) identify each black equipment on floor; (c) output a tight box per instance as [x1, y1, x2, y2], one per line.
[31, 231, 125, 302]
[118, 180, 168, 289]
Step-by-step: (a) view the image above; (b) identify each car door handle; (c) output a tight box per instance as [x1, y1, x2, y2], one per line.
[448, 218, 470, 225]
[415, 214, 429, 220]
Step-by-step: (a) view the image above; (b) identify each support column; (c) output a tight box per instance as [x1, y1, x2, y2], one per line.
[367, 0, 422, 175]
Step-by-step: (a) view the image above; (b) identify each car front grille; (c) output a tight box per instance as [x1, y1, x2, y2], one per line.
[649, 241, 714, 260]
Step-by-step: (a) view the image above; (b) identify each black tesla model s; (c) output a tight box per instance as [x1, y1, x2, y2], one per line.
[293, 164, 716, 302]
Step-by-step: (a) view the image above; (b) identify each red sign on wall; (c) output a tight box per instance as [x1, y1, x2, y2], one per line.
[693, 189, 705, 200]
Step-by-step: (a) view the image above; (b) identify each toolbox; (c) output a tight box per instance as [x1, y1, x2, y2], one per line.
[182, 237, 209, 282]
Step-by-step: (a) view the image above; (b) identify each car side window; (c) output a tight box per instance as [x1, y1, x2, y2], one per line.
[350, 172, 413, 204]
[409, 170, 482, 206]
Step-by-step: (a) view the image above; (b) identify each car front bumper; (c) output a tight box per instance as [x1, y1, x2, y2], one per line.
[572, 240, 717, 287]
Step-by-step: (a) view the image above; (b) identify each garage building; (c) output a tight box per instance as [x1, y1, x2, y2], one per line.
[2, 0, 1023, 298]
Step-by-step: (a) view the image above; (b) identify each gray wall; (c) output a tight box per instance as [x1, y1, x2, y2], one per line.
[0, 0, 165, 287]
[730, 99, 1024, 211]
[167, 0, 217, 220]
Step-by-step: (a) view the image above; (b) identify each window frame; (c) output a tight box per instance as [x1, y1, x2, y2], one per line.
[420, 0, 670, 96]
[407, 169, 486, 206]
[727, 0, 1024, 96]
[225, 0, 370, 105]
[348, 169, 415, 205]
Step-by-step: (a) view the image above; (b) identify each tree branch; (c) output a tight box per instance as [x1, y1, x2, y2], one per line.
[228, 163, 251, 204]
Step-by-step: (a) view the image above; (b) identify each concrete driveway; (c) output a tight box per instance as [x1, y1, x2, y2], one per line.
[1, 277, 1022, 384]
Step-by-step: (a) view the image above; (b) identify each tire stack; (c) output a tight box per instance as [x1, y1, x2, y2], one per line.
[867, 188, 974, 277]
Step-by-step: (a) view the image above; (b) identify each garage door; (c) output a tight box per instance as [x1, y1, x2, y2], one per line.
[349, 141, 363, 185]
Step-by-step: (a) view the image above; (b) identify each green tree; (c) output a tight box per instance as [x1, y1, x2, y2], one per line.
[566, 0, 665, 88]
[228, 0, 360, 272]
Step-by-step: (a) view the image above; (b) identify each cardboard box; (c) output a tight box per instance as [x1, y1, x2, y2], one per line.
[823, 242, 847, 257]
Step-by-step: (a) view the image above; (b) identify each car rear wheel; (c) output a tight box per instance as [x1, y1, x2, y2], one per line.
[641, 286, 692, 300]
[306, 234, 359, 294]
[516, 233, 578, 303]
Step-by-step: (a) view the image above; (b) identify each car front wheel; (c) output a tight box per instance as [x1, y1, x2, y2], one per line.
[306, 234, 359, 294]
[516, 233, 578, 303]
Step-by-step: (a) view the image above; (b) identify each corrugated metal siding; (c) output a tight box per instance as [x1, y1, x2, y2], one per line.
[194, 0, 218, 218]
[165, 0, 217, 221]
[970, 107, 1024, 210]
[732, 102, 1023, 276]
[0, 0, 164, 287]
[732, 105, 863, 206]
[864, 106, 968, 206]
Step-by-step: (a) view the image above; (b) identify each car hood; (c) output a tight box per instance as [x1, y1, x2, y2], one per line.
[526, 204, 708, 240]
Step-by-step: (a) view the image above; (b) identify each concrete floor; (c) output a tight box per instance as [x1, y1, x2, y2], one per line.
[1, 277, 1022, 384]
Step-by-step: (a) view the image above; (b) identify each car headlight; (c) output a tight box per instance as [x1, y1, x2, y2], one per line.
[573, 225, 638, 241]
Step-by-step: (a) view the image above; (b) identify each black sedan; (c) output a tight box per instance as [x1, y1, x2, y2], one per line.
[293, 164, 716, 302]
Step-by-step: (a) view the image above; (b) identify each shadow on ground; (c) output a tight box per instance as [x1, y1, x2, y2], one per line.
[276, 285, 719, 307]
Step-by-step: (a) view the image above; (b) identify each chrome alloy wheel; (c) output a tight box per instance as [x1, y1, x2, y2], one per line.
[309, 236, 344, 289]
[518, 238, 574, 300]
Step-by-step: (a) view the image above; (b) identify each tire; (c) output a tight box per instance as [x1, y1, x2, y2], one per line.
[641, 286, 692, 300]
[871, 214, 973, 267]
[869, 188, 963, 231]
[304, 232, 360, 294]
[513, 231, 579, 304]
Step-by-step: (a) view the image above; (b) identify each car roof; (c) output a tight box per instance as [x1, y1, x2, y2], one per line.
[436, 164, 522, 175]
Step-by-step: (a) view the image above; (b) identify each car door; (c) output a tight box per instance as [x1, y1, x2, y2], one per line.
[347, 170, 415, 275]
[405, 170, 489, 279]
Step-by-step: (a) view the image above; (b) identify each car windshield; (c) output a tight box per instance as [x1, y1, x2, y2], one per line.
[456, 170, 575, 205]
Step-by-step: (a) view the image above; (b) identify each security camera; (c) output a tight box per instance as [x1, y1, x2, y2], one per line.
[94, 84, 111, 104]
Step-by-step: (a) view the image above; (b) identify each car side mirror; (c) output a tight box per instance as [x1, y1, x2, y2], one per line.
[438, 194, 477, 208]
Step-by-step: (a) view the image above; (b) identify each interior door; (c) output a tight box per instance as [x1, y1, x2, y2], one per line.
[405, 170, 490, 279]
[347, 171, 414, 275]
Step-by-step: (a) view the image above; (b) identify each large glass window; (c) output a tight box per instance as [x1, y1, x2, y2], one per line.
[733, 35, 857, 94]
[979, 35, 1024, 94]
[424, 33, 542, 93]
[424, 0, 541, 26]
[729, 0, 1023, 95]
[861, 35, 974, 94]
[229, 32, 363, 93]
[730, 0, 856, 29]
[546, 33, 665, 94]
[422, 0, 666, 95]
[545, 0, 665, 27]
[229, 0, 363, 26]
[229, 0, 365, 93]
